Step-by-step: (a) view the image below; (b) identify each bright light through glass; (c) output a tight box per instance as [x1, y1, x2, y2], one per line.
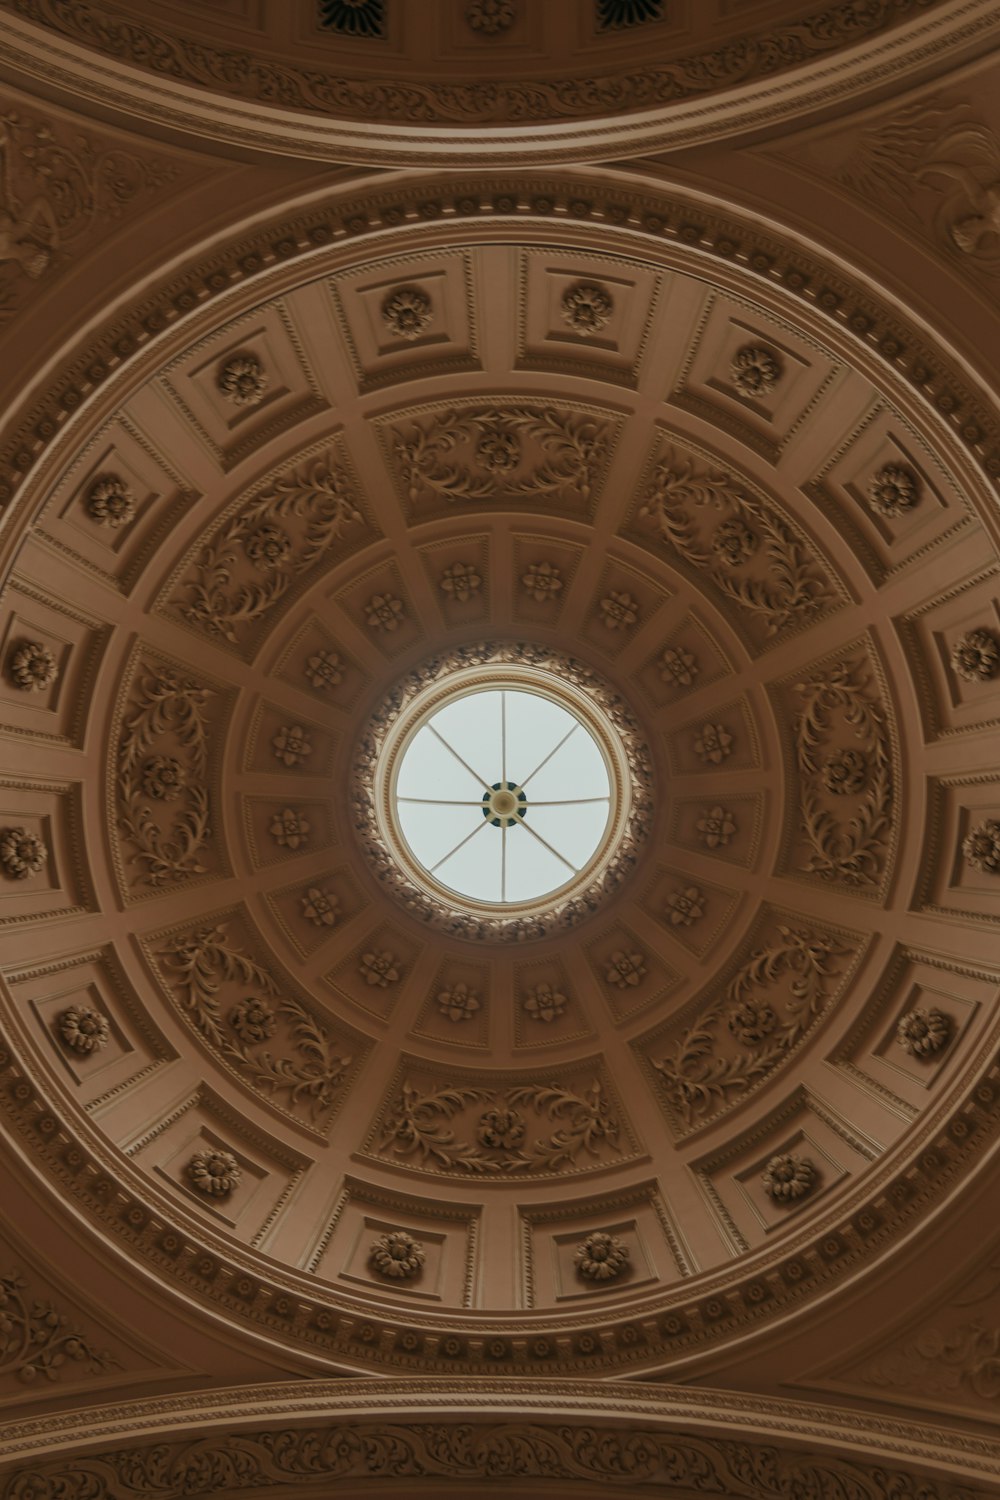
[394, 688, 612, 905]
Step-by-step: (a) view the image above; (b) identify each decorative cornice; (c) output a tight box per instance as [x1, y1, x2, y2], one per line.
[0, 1, 994, 166]
[1, 1379, 998, 1490]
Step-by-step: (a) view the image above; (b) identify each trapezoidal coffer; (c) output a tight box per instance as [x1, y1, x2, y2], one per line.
[352, 643, 652, 942]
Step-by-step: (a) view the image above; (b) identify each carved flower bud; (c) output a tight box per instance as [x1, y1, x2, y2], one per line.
[269, 808, 310, 849]
[188, 1148, 241, 1198]
[561, 282, 613, 334]
[370, 1230, 425, 1279]
[475, 427, 520, 475]
[229, 997, 276, 1044]
[382, 286, 433, 340]
[694, 722, 733, 764]
[896, 1007, 951, 1058]
[86, 474, 136, 528]
[867, 463, 920, 517]
[0, 827, 48, 880]
[605, 950, 645, 988]
[140, 755, 186, 802]
[761, 1153, 816, 1202]
[477, 1106, 526, 1150]
[305, 648, 344, 690]
[575, 1231, 629, 1281]
[821, 749, 867, 795]
[217, 354, 267, 406]
[727, 999, 777, 1047]
[521, 562, 562, 601]
[951, 628, 1000, 683]
[8, 640, 58, 692]
[523, 982, 567, 1022]
[659, 646, 698, 687]
[272, 725, 313, 767]
[440, 562, 482, 603]
[599, 591, 639, 630]
[365, 594, 404, 632]
[696, 805, 736, 848]
[962, 818, 1000, 873]
[58, 1006, 110, 1055]
[712, 518, 758, 566]
[730, 344, 782, 397]
[244, 524, 291, 571]
[301, 886, 339, 928]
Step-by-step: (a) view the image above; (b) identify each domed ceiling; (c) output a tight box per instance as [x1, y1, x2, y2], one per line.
[1, 3, 1000, 1490]
[2, 153, 999, 1396]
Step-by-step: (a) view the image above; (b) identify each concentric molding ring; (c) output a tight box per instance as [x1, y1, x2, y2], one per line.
[352, 643, 652, 942]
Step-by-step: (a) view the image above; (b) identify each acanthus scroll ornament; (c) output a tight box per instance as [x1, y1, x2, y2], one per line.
[378, 1076, 621, 1176]
[117, 664, 213, 888]
[174, 450, 362, 647]
[638, 445, 836, 640]
[654, 925, 844, 1126]
[160, 923, 352, 1122]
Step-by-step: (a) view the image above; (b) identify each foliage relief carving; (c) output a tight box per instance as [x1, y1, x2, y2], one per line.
[159, 923, 351, 1121]
[654, 925, 845, 1125]
[0, 1270, 115, 1385]
[638, 445, 837, 640]
[173, 452, 362, 645]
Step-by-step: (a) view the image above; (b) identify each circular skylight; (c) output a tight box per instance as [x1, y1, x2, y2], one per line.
[394, 688, 612, 905]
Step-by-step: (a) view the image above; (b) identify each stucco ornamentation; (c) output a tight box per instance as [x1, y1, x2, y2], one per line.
[438, 983, 481, 1021]
[391, 406, 610, 510]
[382, 287, 433, 340]
[575, 1230, 629, 1280]
[160, 924, 352, 1120]
[793, 657, 892, 888]
[561, 282, 613, 333]
[378, 1077, 620, 1174]
[187, 1149, 241, 1198]
[696, 805, 735, 848]
[439, 562, 482, 602]
[175, 451, 362, 646]
[599, 591, 638, 630]
[369, 1231, 425, 1279]
[951, 628, 1000, 682]
[694, 722, 733, 764]
[521, 561, 563, 601]
[305, 648, 344, 689]
[666, 886, 704, 926]
[272, 726, 313, 767]
[217, 354, 267, 407]
[655, 925, 844, 1124]
[365, 594, 404, 632]
[605, 951, 646, 988]
[523, 983, 567, 1021]
[8, 639, 57, 691]
[962, 819, 1000, 874]
[0, 827, 47, 879]
[659, 645, 698, 686]
[269, 808, 310, 850]
[86, 474, 135, 528]
[301, 888, 339, 928]
[466, 0, 515, 34]
[866, 462, 920, 517]
[359, 950, 400, 988]
[57, 1005, 110, 1055]
[0, 1270, 114, 1385]
[229, 998, 276, 1045]
[319, 0, 385, 36]
[639, 445, 835, 638]
[761, 1152, 817, 1202]
[117, 665, 213, 887]
[897, 1007, 951, 1058]
[730, 344, 782, 397]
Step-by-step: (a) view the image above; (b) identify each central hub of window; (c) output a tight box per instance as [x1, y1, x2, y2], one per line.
[394, 686, 612, 904]
[354, 645, 652, 941]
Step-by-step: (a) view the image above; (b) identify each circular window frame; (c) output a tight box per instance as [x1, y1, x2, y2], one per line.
[352, 644, 653, 942]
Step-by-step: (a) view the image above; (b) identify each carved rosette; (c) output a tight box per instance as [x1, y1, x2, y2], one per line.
[188, 1148, 241, 1198]
[730, 344, 782, 397]
[561, 282, 613, 333]
[58, 1006, 110, 1055]
[217, 354, 267, 407]
[761, 1153, 817, 1202]
[369, 1231, 425, 1279]
[382, 287, 433, 340]
[896, 1007, 951, 1058]
[0, 828, 47, 880]
[951, 628, 1000, 682]
[575, 1230, 629, 1281]
[351, 643, 651, 942]
[7, 639, 58, 691]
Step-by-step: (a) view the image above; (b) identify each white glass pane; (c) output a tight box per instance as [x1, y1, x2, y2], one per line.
[396, 724, 485, 799]
[397, 801, 483, 869]
[505, 692, 578, 788]
[526, 801, 609, 869]
[524, 721, 609, 801]
[429, 690, 501, 787]
[505, 822, 574, 901]
[436, 820, 501, 902]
